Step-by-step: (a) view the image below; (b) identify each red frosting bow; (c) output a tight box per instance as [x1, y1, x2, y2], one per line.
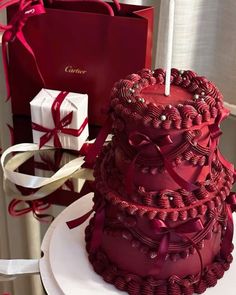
[126, 132, 199, 194]
[151, 218, 204, 276]
[32, 91, 88, 148]
[8, 199, 53, 222]
[1, 0, 46, 99]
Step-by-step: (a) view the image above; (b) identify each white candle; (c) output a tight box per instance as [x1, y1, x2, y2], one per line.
[165, 0, 175, 96]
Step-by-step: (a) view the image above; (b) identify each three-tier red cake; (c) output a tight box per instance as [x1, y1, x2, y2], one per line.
[85, 69, 235, 294]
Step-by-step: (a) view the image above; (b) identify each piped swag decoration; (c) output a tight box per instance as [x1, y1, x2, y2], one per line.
[151, 218, 204, 277]
[126, 131, 199, 195]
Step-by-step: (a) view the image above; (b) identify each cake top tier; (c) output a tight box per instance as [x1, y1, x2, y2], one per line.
[110, 68, 228, 130]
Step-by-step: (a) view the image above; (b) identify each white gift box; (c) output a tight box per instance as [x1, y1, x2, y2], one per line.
[30, 89, 89, 151]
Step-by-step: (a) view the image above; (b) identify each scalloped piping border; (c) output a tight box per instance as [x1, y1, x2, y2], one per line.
[85, 220, 233, 295]
[94, 147, 233, 222]
[110, 68, 227, 131]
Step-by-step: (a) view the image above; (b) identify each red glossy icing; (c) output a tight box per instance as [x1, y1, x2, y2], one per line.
[87, 68, 234, 294]
[101, 229, 221, 278]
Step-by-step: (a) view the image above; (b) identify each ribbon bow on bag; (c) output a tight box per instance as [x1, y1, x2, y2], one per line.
[0, 0, 122, 101]
[0, 0, 46, 99]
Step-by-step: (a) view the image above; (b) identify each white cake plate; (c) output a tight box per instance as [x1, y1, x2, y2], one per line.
[40, 193, 236, 295]
[40, 193, 119, 295]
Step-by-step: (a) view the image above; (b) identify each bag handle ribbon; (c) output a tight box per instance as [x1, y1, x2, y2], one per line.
[1, 0, 46, 99]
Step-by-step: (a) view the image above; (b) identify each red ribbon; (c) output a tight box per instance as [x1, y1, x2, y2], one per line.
[8, 199, 53, 222]
[34, 150, 75, 192]
[84, 117, 112, 168]
[151, 218, 204, 276]
[67, 198, 105, 252]
[32, 91, 88, 148]
[126, 132, 199, 194]
[1, 0, 46, 99]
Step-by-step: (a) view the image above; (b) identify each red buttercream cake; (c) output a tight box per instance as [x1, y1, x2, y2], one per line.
[85, 69, 235, 294]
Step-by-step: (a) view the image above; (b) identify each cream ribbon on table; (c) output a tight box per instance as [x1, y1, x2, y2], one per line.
[1, 143, 95, 201]
[0, 259, 39, 281]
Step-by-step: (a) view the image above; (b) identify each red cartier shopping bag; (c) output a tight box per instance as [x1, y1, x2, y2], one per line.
[4, 0, 153, 127]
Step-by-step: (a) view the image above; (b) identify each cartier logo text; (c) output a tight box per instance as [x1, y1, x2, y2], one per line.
[65, 66, 87, 74]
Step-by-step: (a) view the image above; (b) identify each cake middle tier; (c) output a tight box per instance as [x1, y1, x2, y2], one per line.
[95, 142, 234, 214]
[112, 120, 212, 191]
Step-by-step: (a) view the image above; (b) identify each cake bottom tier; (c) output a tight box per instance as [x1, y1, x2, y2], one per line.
[85, 220, 233, 295]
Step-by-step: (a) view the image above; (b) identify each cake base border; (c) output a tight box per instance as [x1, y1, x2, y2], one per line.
[85, 221, 233, 295]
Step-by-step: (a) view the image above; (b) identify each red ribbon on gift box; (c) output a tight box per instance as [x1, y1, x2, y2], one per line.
[32, 91, 88, 149]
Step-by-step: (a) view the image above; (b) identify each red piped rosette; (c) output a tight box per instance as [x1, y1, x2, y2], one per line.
[110, 68, 225, 130]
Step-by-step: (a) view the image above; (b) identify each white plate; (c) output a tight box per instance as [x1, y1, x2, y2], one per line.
[40, 193, 119, 295]
[40, 194, 236, 295]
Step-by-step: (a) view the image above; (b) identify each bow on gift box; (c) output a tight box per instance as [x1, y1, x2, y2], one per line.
[34, 149, 75, 192]
[151, 218, 204, 276]
[0, 0, 46, 99]
[32, 91, 88, 148]
[126, 132, 199, 195]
